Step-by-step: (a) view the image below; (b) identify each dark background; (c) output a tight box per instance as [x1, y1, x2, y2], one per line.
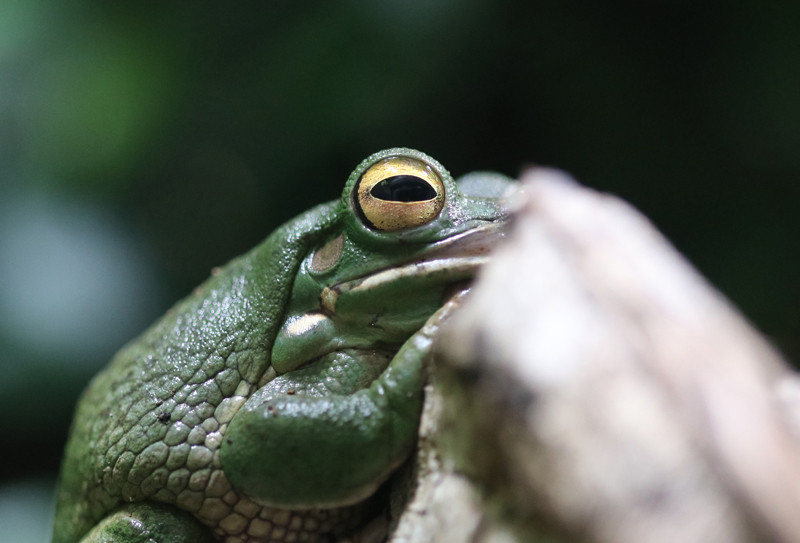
[0, 1, 798, 539]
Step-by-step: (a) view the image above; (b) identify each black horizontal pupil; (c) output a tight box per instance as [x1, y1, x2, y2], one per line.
[370, 175, 437, 202]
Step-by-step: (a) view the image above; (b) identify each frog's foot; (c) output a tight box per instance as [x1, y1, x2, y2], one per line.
[76, 502, 216, 543]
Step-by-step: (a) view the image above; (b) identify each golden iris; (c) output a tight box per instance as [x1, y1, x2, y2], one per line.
[355, 157, 445, 231]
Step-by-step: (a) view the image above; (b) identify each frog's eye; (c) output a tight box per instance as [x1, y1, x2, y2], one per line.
[354, 156, 445, 231]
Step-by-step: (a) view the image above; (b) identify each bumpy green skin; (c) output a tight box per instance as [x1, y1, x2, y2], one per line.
[77, 503, 218, 543]
[54, 201, 341, 543]
[53, 148, 511, 543]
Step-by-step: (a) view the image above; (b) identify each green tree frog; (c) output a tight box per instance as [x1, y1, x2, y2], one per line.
[53, 148, 512, 543]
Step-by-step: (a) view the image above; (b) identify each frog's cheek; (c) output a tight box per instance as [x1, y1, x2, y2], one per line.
[218, 385, 420, 510]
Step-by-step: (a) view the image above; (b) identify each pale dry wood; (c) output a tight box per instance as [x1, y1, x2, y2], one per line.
[391, 169, 800, 543]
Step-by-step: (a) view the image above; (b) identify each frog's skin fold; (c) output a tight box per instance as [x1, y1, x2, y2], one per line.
[53, 148, 513, 543]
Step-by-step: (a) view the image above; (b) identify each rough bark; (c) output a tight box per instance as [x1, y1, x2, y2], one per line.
[388, 169, 800, 543]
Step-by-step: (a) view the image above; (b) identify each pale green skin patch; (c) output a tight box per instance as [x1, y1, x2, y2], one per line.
[53, 148, 512, 543]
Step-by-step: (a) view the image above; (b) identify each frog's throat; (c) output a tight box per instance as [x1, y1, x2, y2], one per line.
[270, 220, 508, 374]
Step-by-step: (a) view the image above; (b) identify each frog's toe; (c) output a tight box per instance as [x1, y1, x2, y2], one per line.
[76, 503, 216, 543]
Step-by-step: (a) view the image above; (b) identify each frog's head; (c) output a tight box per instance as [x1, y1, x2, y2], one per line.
[271, 148, 513, 374]
[221, 149, 513, 511]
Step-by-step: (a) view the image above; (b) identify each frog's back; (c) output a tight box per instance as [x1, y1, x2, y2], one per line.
[53, 202, 339, 543]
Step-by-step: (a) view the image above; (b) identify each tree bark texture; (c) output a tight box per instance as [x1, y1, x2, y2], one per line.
[388, 169, 800, 543]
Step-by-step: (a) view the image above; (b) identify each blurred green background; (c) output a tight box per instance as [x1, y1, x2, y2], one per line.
[1, 0, 798, 540]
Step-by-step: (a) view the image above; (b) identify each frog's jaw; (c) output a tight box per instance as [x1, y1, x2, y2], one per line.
[270, 220, 507, 374]
[316, 255, 483, 346]
[269, 257, 478, 374]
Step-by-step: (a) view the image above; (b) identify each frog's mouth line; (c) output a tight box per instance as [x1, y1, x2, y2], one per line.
[320, 220, 508, 314]
[319, 256, 488, 314]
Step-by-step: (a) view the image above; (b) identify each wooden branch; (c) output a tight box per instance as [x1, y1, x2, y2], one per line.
[390, 169, 800, 543]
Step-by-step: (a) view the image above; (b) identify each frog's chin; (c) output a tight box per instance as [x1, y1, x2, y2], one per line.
[270, 220, 509, 375]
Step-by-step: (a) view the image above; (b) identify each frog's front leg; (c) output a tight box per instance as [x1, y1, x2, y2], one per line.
[77, 503, 217, 543]
[220, 297, 458, 511]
